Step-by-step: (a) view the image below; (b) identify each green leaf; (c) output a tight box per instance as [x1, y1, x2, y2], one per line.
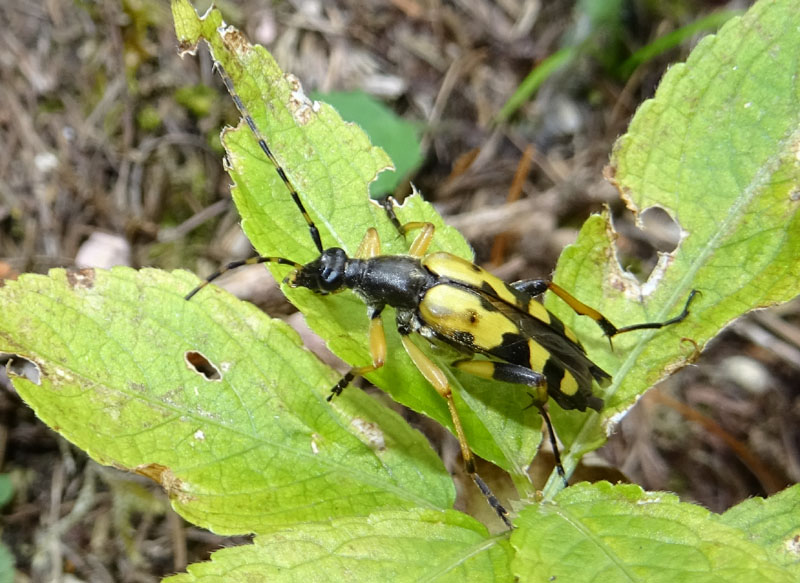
[0, 472, 14, 575]
[0, 543, 13, 583]
[0, 474, 13, 508]
[511, 482, 796, 583]
[720, 484, 800, 574]
[174, 83, 217, 118]
[311, 90, 423, 197]
[544, 0, 800, 494]
[0, 268, 454, 534]
[495, 0, 628, 122]
[165, 509, 511, 583]
[617, 10, 741, 78]
[495, 46, 576, 122]
[172, 0, 542, 489]
[1, 1, 797, 580]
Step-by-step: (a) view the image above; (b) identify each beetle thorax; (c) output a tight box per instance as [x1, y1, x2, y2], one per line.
[345, 255, 434, 309]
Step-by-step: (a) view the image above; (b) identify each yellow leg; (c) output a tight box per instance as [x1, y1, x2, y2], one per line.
[355, 227, 381, 259]
[401, 222, 435, 257]
[452, 358, 566, 484]
[546, 282, 616, 336]
[400, 336, 511, 527]
[366, 314, 387, 371]
[526, 281, 697, 341]
[328, 308, 387, 400]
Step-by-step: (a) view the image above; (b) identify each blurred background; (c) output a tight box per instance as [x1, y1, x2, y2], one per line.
[1, 0, 797, 580]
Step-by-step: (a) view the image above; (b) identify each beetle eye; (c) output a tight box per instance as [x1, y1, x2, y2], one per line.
[312, 248, 347, 292]
[321, 264, 338, 284]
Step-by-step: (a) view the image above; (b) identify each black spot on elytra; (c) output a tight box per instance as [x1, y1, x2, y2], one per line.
[451, 330, 475, 347]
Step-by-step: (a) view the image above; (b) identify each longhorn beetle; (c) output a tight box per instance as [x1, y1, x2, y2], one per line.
[185, 65, 698, 528]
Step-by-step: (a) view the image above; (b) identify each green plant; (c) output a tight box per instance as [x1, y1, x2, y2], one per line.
[495, 3, 740, 122]
[312, 90, 423, 197]
[1, 0, 798, 580]
[0, 474, 14, 582]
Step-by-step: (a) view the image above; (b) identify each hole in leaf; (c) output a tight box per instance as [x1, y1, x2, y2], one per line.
[613, 206, 683, 283]
[640, 206, 682, 252]
[185, 351, 221, 381]
[1, 353, 41, 385]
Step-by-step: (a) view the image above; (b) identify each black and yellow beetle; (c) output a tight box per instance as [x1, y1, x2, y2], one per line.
[186, 67, 697, 528]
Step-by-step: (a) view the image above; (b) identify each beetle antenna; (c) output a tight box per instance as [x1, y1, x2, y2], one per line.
[215, 63, 324, 254]
[184, 256, 303, 301]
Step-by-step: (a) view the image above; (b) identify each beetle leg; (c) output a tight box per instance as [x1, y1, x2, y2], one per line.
[508, 278, 550, 297]
[355, 228, 381, 259]
[399, 335, 511, 528]
[510, 279, 617, 337]
[402, 222, 436, 257]
[612, 289, 699, 335]
[328, 306, 386, 400]
[511, 280, 698, 344]
[376, 195, 435, 257]
[378, 196, 405, 236]
[327, 226, 387, 400]
[453, 359, 568, 485]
